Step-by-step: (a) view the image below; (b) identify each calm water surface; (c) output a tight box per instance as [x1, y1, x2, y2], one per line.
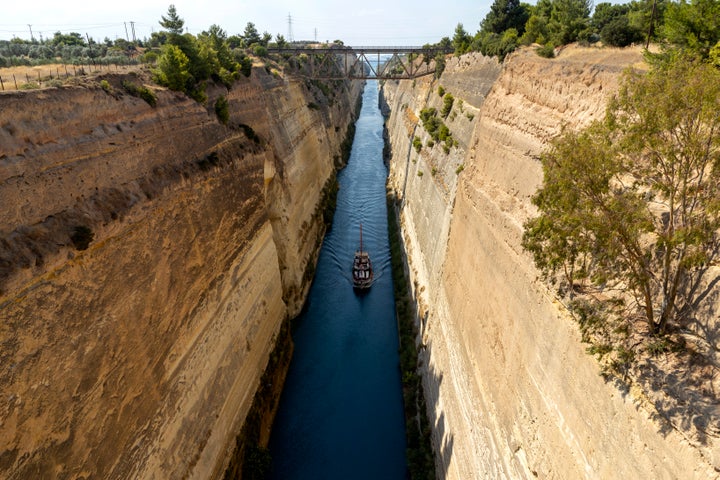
[268, 80, 407, 479]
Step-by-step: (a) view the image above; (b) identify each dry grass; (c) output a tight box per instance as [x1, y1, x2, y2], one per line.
[0, 63, 144, 91]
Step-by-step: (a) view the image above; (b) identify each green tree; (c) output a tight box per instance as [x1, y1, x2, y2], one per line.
[275, 34, 288, 49]
[523, 58, 720, 339]
[601, 15, 643, 47]
[453, 23, 472, 54]
[481, 0, 530, 35]
[160, 4, 185, 35]
[155, 43, 190, 91]
[662, 0, 720, 59]
[547, 0, 592, 44]
[243, 22, 261, 46]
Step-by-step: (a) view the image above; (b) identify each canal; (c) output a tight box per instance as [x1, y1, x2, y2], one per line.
[268, 80, 408, 478]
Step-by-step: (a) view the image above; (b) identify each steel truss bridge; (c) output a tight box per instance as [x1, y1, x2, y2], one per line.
[265, 46, 451, 80]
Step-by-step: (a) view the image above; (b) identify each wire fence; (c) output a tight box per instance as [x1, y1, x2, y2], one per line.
[0, 63, 149, 91]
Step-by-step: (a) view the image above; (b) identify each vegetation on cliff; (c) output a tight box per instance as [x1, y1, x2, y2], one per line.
[387, 194, 436, 480]
[522, 54, 720, 376]
[449, 0, 720, 62]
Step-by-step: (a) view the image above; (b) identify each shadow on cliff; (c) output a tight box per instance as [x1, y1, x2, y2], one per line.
[612, 277, 720, 449]
[419, 339, 455, 479]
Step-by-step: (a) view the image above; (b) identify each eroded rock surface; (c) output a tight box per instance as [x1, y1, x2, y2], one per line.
[383, 45, 717, 479]
[0, 68, 362, 479]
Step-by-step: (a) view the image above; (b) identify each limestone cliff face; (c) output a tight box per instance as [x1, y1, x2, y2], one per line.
[0, 68, 362, 479]
[383, 46, 717, 479]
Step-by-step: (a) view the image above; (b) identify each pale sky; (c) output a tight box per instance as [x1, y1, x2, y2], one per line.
[1, 1, 494, 45]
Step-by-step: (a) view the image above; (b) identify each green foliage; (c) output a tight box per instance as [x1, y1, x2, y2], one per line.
[600, 15, 643, 47]
[481, 0, 531, 35]
[523, 58, 720, 343]
[547, 0, 592, 45]
[453, 23, 473, 54]
[476, 28, 521, 61]
[215, 96, 229, 124]
[441, 93, 454, 118]
[419, 107, 455, 148]
[154, 43, 190, 92]
[413, 136, 423, 152]
[122, 80, 157, 107]
[662, 0, 720, 60]
[535, 42, 556, 58]
[243, 22, 262, 46]
[386, 195, 437, 479]
[520, 14, 549, 45]
[160, 4, 185, 35]
[437, 85, 445, 97]
[100, 80, 111, 92]
[455, 164, 465, 174]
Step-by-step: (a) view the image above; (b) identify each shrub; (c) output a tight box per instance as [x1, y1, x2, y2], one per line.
[441, 93, 454, 118]
[536, 43, 555, 58]
[215, 96, 229, 124]
[437, 85, 445, 97]
[412, 136, 422, 152]
[100, 79, 112, 92]
[122, 81, 157, 107]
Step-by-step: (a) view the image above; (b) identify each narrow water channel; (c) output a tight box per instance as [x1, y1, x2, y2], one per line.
[268, 80, 407, 478]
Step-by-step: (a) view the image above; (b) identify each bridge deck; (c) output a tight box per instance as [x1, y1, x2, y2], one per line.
[266, 45, 450, 80]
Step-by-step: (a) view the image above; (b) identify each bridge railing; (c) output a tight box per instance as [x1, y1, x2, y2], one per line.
[265, 45, 452, 80]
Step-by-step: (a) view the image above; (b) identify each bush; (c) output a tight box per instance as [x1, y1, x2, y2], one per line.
[122, 81, 157, 107]
[536, 43, 555, 58]
[600, 16, 641, 47]
[215, 96, 229, 124]
[412, 136, 422, 152]
[100, 79, 112, 92]
[437, 85, 445, 97]
[441, 93, 454, 118]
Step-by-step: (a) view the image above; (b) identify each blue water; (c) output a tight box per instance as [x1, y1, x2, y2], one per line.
[268, 81, 407, 479]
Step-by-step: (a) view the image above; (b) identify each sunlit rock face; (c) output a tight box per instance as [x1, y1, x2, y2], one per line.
[0, 67, 362, 479]
[382, 46, 716, 479]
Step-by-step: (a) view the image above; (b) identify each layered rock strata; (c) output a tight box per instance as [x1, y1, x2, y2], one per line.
[382, 46, 717, 478]
[0, 67, 362, 478]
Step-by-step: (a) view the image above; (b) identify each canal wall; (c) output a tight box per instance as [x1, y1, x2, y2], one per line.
[381, 45, 717, 478]
[0, 67, 362, 478]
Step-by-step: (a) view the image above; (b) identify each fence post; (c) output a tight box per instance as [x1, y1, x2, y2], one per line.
[0, 77, 4, 91]
[13, 74, 17, 89]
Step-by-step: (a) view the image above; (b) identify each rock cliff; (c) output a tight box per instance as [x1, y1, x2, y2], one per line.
[382, 46, 717, 478]
[0, 67, 362, 478]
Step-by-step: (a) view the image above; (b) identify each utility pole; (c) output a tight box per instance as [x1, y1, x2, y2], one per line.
[124, 22, 129, 42]
[27, 24, 34, 42]
[314, 28, 318, 43]
[130, 21, 136, 43]
[646, 0, 657, 50]
[287, 13, 294, 43]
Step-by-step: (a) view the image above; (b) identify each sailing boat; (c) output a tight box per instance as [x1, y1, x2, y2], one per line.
[352, 223, 373, 290]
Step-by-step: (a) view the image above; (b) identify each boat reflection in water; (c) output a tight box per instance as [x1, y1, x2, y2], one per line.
[352, 223, 373, 290]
